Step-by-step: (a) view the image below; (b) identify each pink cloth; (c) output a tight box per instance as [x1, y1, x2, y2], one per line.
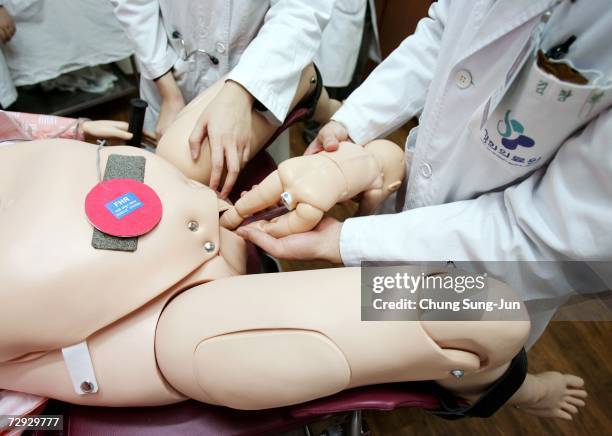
[0, 391, 48, 436]
[0, 111, 85, 144]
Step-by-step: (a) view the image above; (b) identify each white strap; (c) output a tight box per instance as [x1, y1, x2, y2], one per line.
[61, 341, 99, 395]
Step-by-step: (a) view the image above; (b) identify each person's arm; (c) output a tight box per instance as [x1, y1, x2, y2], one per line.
[241, 109, 612, 304]
[110, 0, 183, 137]
[109, 0, 178, 81]
[340, 109, 612, 300]
[307, 0, 449, 153]
[152, 69, 185, 138]
[190, 0, 335, 197]
[225, 0, 335, 122]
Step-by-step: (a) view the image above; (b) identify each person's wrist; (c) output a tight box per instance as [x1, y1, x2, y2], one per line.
[320, 221, 343, 264]
[224, 80, 255, 106]
[163, 92, 185, 106]
[155, 70, 184, 101]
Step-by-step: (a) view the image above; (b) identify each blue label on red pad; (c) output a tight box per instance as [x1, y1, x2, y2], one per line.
[85, 178, 162, 238]
[104, 192, 143, 220]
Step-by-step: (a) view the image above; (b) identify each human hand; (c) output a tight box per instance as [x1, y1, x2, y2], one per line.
[81, 120, 133, 143]
[0, 7, 16, 44]
[189, 80, 254, 198]
[304, 120, 349, 155]
[236, 216, 343, 263]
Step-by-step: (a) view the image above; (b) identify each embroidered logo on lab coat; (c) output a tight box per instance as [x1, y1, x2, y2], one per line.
[480, 114, 542, 168]
[497, 110, 535, 150]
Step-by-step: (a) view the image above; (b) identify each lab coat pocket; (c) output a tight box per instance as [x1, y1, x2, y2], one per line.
[473, 54, 612, 176]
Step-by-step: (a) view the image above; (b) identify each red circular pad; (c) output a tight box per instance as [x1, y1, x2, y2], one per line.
[85, 178, 162, 237]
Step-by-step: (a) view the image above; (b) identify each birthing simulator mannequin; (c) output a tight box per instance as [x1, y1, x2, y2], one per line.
[0, 68, 587, 421]
[0, 138, 521, 408]
[0, 139, 586, 419]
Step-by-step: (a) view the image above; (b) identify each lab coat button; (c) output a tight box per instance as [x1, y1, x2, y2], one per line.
[455, 69, 472, 89]
[420, 162, 433, 178]
[215, 42, 226, 54]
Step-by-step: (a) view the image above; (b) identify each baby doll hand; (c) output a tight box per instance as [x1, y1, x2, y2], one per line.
[219, 168, 325, 238]
[81, 120, 133, 143]
[0, 7, 16, 44]
[237, 217, 343, 263]
[304, 120, 349, 155]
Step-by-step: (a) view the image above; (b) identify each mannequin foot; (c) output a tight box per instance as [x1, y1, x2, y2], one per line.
[514, 372, 587, 420]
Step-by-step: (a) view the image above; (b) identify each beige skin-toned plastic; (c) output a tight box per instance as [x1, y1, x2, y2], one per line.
[219, 140, 406, 236]
[80, 120, 132, 142]
[0, 140, 585, 419]
[156, 64, 340, 185]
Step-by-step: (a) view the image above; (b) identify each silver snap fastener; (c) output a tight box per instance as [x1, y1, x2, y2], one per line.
[450, 369, 464, 378]
[188, 220, 199, 232]
[310, 76, 317, 84]
[215, 42, 226, 54]
[80, 381, 94, 393]
[420, 162, 433, 178]
[280, 191, 294, 210]
[204, 241, 216, 253]
[455, 69, 472, 89]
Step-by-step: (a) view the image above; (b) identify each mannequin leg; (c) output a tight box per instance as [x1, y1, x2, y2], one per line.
[156, 267, 530, 410]
[157, 64, 340, 184]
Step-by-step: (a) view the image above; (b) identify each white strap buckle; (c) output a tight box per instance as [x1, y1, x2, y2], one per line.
[61, 341, 99, 395]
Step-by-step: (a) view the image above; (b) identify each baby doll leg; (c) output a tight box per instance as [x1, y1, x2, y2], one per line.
[156, 64, 340, 185]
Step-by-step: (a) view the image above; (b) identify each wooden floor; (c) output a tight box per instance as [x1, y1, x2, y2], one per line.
[83, 99, 611, 436]
[361, 322, 611, 436]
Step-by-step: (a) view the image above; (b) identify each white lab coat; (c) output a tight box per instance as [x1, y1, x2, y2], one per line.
[0, 0, 131, 107]
[314, 0, 367, 88]
[332, 0, 612, 346]
[0, 53, 15, 108]
[110, 0, 336, 131]
[0, 0, 39, 108]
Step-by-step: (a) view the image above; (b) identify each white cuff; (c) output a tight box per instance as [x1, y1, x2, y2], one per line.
[339, 216, 373, 266]
[226, 69, 287, 124]
[331, 104, 375, 146]
[139, 50, 179, 82]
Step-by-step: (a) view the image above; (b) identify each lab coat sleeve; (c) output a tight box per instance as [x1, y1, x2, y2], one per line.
[226, 0, 335, 123]
[331, 0, 449, 145]
[0, 0, 38, 17]
[109, 0, 178, 80]
[340, 108, 612, 301]
[0, 51, 16, 108]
